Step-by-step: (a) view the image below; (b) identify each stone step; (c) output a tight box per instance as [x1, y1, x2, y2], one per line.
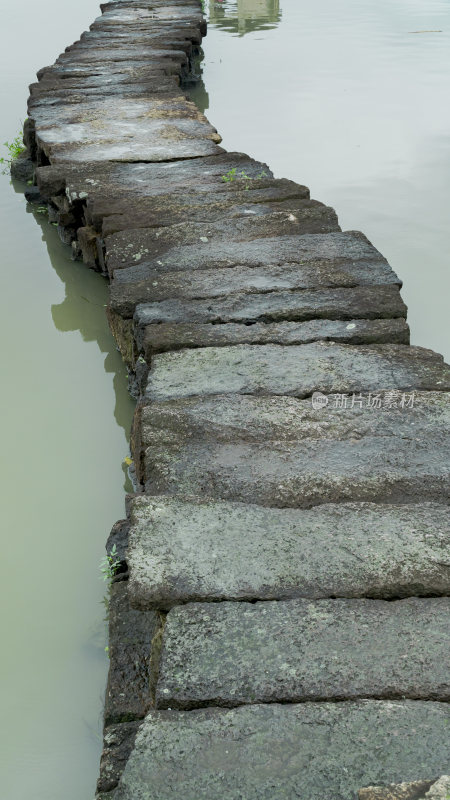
[126, 496, 450, 609]
[101, 197, 338, 237]
[145, 342, 450, 401]
[112, 228, 397, 278]
[106, 224, 379, 276]
[134, 391, 450, 506]
[132, 286, 405, 331]
[138, 317, 410, 357]
[31, 95, 223, 164]
[36, 152, 274, 203]
[86, 178, 311, 228]
[156, 597, 450, 709]
[111, 701, 450, 800]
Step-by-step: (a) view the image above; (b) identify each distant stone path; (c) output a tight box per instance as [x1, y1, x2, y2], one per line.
[18, 1, 450, 797]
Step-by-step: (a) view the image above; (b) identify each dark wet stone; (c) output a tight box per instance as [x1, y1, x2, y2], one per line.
[97, 720, 141, 794]
[138, 317, 410, 357]
[10, 151, 34, 182]
[104, 582, 159, 726]
[126, 495, 450, 608]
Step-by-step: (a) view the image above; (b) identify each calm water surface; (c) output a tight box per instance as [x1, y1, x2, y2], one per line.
[0, 2, 134, 798]
[195, 0, 450, 360]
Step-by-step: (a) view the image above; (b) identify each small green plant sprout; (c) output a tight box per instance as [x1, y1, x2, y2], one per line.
[222, 167, 237, 183]
[35, 205, 48, 215]
[0, 134, 25, 174]
[100, 544, 121, 585]
[222, 168, 269, 189]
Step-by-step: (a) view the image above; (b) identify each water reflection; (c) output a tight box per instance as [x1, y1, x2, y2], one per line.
[23, 193, 135, 493]
[208, 0, 281, 36]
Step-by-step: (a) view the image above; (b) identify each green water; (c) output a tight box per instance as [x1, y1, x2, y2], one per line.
[0, 2, 135, 798]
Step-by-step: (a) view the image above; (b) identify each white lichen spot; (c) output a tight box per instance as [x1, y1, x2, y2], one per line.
[346, 323, 356, 330]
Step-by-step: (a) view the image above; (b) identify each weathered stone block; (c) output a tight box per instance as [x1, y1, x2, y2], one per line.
[135, 391, 450, 506]
[126, 495, 450, 608]
[112, 702, 450, 800]
[156, 597, 450, 708]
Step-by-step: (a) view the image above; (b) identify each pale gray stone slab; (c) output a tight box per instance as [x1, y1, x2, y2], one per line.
[112, 701, 450, 800]
[31, 96, 223, 163]
[127, 496, 450, 608]
[145, 342, 450, 401]
[156, 597, 450, 708]
[136, 391, 450, 506]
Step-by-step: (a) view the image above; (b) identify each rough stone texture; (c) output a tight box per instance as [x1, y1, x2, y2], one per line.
[126, 495, 450, 608]
[112, 701, 450, 800]
[110, 229, 402, 312]
[145, 342, 450, 401]
[125, 230, 395, 276]
[36, 153, 274, 202]
[97, 720, 141, 794]
[10, 151, 34, 182]
[31, 95, 223, 164]
[425, 777, 450, 799]
[359, 780, 438, 800]
[106, 218, 358, 277]
[139, 317, 410, 356]
[104, 582, 159, 726]
[135, 391, 450, 506]
[127, 284, 406, 327]
[156, 597, 450, 708]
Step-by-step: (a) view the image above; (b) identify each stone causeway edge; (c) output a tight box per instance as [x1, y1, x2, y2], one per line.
[15, 1, 450, 798]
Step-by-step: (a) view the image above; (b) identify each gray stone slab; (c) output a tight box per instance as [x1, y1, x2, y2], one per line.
[127, 495, 450, 608]
[133, 286, 406, 330]
[31, 96, 223, 163]
[111, 229, 396, 276]
[145, 342, 450, 401]
[135, 391, 450, 506]
[156, 598, 450, 709]
[88, 179, 311, 229]
[101, 196, 337, 236]
[138, 317, 410, 357]
[37, 153, 273, 202]
[104, 582, 159, 726]
[112, 701, 450, 800]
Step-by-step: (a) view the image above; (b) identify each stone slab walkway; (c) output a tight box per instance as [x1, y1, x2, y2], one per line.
[19, 0, 450, 797]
